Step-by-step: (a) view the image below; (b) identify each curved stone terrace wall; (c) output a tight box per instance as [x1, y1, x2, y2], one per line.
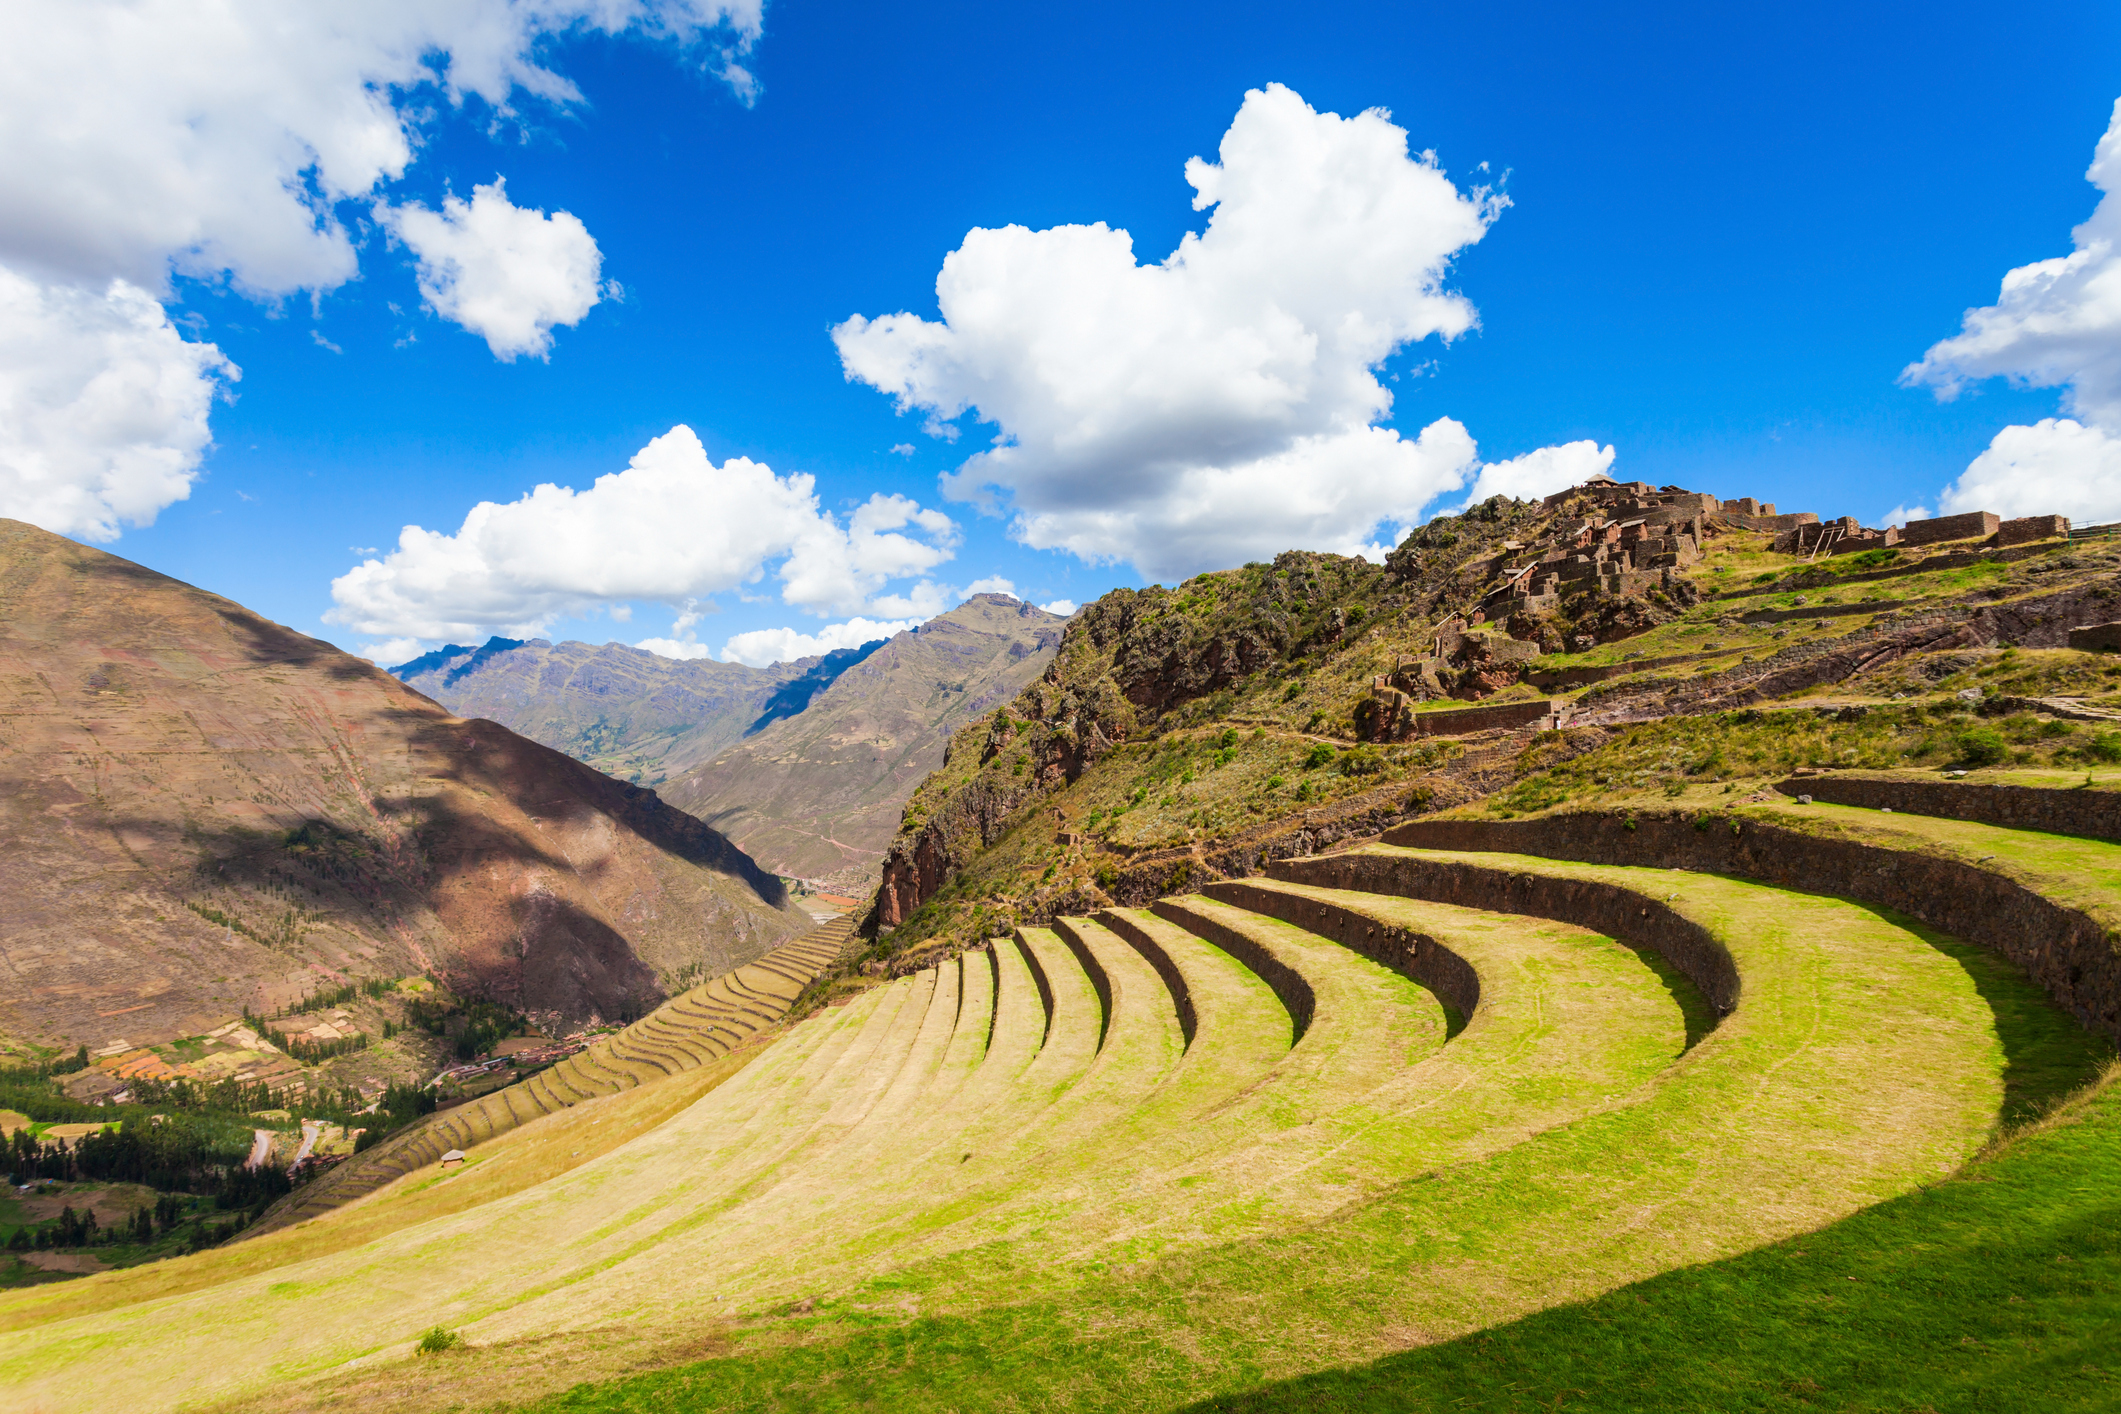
[1378, 812, 2121, 1044]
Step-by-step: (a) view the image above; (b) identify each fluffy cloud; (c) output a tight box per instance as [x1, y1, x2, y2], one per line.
[1347, 438, 1617, 563]
[327, 425, 959, 642]
[834, 83, 1526, 581]
[1904, 98, 2121, 524]
[355, 637, 430, 668]
[0, 1, 760, 297]
[1029, 420, 1485, 583]
[713, 617, 913, 668]
[0, 2, 758, 540]
[1039, 599, 1078, 616]
[1938, 419, 2121, 521]
[1457, 440, 1617, 505]
[0, 269, 236, 540]
[385, 180, 607, 360]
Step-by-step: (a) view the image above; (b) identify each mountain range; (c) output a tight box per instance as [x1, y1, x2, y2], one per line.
[389, 637, 884, 787]
[662, 594, 1067, 881]
[398, 594, 1066, 885]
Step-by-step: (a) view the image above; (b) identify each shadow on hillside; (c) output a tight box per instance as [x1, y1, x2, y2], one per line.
[1614, 935, 1718, 1050]
[1844, 899, 2117, 1127]
[410, 719, 787, 909]
[210, 603, 378, 683]
[1175, 1114, 2121, 1414]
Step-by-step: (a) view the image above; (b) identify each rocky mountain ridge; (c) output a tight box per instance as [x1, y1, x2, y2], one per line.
[858, 478, 2107, 965]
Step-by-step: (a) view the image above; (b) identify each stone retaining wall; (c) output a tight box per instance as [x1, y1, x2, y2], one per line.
[1407, 697, 1563, 737]
[1723, 512, 1819, 532]
[1999, 515, 2070, 547]
[1150, 897, 1317, 1041]
[1770, 776, 2121, 842]
[2069, 622, 2121, 652]
[1270, 848, 1740, 1018]
[1200, 879, 1485, 1022]
[1375, 812, 2121, 1043]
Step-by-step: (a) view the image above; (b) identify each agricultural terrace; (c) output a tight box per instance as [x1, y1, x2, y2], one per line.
[1, 779, 2115, 1411]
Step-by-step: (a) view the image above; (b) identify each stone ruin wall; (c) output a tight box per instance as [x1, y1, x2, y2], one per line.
[1359, 476, 2084, 746]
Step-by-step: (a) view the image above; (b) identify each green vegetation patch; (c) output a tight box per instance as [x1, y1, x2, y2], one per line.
[1487, 703, 2121, 816]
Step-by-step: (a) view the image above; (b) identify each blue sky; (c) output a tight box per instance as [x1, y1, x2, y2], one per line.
[5, 0, 2120, 666]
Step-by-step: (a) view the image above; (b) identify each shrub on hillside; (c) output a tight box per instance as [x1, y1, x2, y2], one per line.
[415, 1326, 460, 1355]
[1955, 728, 2009, 768]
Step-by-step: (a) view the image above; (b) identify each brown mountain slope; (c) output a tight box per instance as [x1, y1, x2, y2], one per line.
[0, 520, 807, 1057]
[389, 638, 832, 787]
[661, 595, 1066, 883]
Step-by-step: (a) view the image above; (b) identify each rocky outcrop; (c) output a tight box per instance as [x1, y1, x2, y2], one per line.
[872, 772, 1039, 928]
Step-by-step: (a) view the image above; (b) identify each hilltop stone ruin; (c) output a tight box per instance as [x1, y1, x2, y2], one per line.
[1359, 475, 2076, 742]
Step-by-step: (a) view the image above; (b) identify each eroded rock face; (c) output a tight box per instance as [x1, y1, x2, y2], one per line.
[0, 520, 806, 1053]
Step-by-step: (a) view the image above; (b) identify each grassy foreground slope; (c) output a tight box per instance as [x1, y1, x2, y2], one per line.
[527, 1059, 2121, 1414]
[2, 834, 2063, 1414]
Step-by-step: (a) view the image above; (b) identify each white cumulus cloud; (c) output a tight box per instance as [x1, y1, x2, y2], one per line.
[1039, 599, 1078, 617]
[1938, 418, 2121, 521]
[385, 180, 607, 360]
[0, 1, 761, 298]
[834, 82, 1538, 582]
[1904, 97, 2121, 524]
[0, 1, 759, 540]
[327, 425, 959, 643]
[1458, 440, 1617, 505]
[962, 575, 1017, 598]
[356, 636, 430, 667]
[1352, 438, 1617, 563]
[717, 618, 912, 668]
[0, 269, 237, 540]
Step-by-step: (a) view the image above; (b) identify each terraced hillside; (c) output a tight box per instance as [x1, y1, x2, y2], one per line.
[0, 782, 2111, 1413]
[243, 915, 857, 1236]
[857, 483, 2121, 970]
